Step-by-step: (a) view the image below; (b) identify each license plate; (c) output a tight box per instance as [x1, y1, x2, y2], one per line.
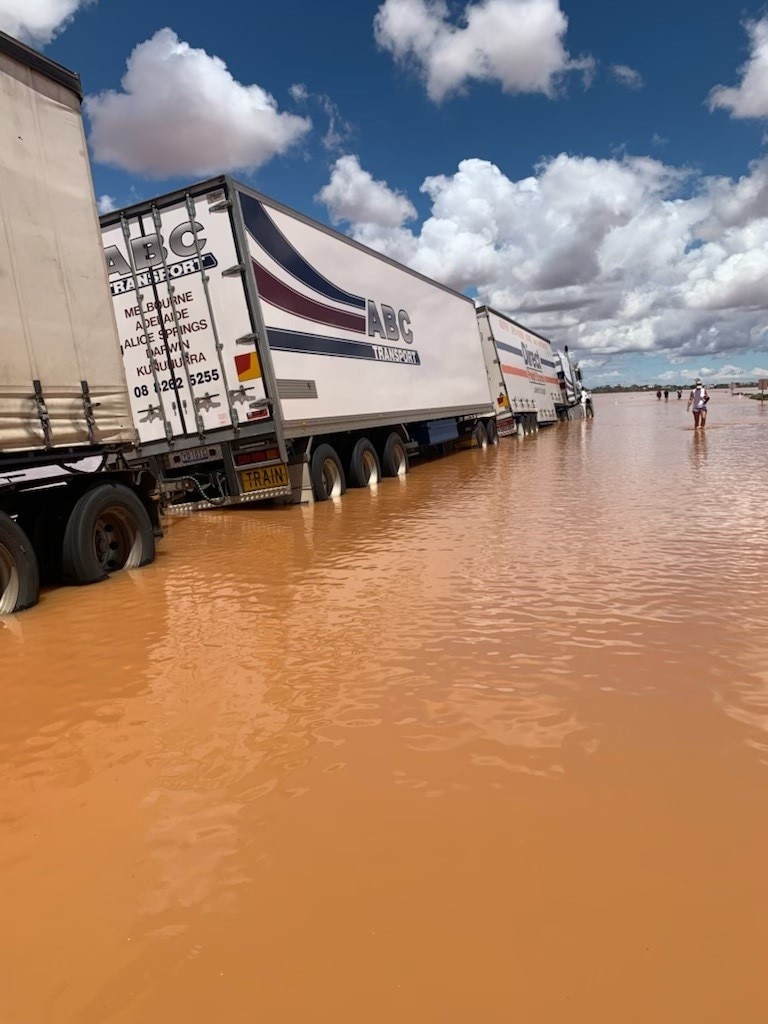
[178, 445, 214, 465]
[239, 463, 289, 493]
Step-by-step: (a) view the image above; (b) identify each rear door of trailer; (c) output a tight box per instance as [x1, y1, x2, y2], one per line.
[476, 310, 515, 433]
[233, 183, 493, 436]
[101, 185, 280, 459]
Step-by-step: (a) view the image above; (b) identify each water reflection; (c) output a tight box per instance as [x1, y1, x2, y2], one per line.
[3, 392, 768, 1021]
[688, 426, 708, 470]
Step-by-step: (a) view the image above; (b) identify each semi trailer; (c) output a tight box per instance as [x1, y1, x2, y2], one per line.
[0, 31, 159, 614]
[100, 178, 499, 509]
[476, 306, 565, 432]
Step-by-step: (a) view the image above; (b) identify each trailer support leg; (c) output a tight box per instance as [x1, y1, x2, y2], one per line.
[283, 460, 313, 505]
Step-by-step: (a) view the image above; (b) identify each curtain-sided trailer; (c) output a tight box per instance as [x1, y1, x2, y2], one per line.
[0, 31, 159, 614]
[100, 178, 498, 509]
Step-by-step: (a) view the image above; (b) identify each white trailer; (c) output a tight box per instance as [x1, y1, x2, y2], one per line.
[0, 32, 159, 613]
[476, 306, 562, 431]
[100, 178, 497, 508]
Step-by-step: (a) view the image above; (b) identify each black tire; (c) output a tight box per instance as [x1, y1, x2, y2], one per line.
[348, 437, 381, 488]
[310, 444, 347, 501]
[61, 483, 155, 586]
[0, 512, 40, 614]
[381, 432, 409, 477]
[485, 419, 499, 445]
[471, 422, 488, 448]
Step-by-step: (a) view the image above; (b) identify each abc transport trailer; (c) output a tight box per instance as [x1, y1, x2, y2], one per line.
[0, 31, 159, 614]
[100, 178, 498, 509]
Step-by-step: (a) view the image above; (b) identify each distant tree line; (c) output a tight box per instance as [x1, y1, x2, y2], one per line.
[591, 382, 756, 394]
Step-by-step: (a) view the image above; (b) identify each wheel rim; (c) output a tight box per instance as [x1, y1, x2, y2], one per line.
[321, 458, 343, 498]
[93, 506, 142, 573]
[361, 450, 379, 485]
[0, 542, 20, 615]
[393, 444, 407, 477]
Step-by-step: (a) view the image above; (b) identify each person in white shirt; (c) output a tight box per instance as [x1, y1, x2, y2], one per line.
[687, 378, 709, 428]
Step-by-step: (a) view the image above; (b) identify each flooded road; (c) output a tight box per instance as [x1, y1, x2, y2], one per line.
[3, 393, 768, 1023]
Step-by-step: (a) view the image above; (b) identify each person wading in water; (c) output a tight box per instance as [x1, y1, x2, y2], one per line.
[687, 377, 710, 428]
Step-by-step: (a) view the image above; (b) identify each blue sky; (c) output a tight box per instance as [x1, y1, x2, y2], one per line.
[5, 0, 768, 385]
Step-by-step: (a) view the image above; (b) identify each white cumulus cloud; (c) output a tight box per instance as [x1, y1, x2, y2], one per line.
[0, 0, 93, 46]
[96, 194, 116, 214]
[610, 64, 643, 90]
[317, 155, 417, 229]
[709, 18, 768, 119]
[85, 29, 311, 178]
[317, 152, 768, 363]
[373, 0, 593, 103]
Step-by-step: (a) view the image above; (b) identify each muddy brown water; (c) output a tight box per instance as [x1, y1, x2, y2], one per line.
[2, 393, 768, 1023]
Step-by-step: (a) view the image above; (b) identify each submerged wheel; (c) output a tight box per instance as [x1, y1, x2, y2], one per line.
[62, 483, 155, 585]
[381, 433, 409, 477]
[471, 422, 488, 448]
[310, 444, 346, 501]
[348, 437, 381, 488]
[485, 419, 499, 445]
[0, 512, 40, 614]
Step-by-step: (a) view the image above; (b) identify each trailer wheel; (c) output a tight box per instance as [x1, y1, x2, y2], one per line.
[0, 513, 40, 614]
[472, 422, 488, 448]
[310, 444, 347, 501]
[61, 483, 155, 586]
[486, 419, 499, 445]
[381, 433, 409, 477]
[348, 438, 381, 488]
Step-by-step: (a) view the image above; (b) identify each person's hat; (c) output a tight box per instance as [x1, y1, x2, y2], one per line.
[695, 377, 702, 384]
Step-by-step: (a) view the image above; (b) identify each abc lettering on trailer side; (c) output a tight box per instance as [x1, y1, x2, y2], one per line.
[235, 185, 493, 433]
[100, 191, 271, 448]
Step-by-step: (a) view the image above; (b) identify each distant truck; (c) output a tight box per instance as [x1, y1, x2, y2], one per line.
[555, 347, 591, 417]
[100, 178, 498, 509]
[0, 31, 159, 614]
[476, 306, 564, 433]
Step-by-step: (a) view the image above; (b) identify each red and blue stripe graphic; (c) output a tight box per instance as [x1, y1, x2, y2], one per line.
[496, 340, 559, 385]
[240, 193, 365, 310]
[251, 259, 366, 334]
[241, 194, 420, 367]
[267, 327, 420, 365]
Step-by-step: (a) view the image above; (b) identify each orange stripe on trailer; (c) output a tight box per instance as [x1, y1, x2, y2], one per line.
[501, 364, 559, 387]
[235, 351, 262, 381]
